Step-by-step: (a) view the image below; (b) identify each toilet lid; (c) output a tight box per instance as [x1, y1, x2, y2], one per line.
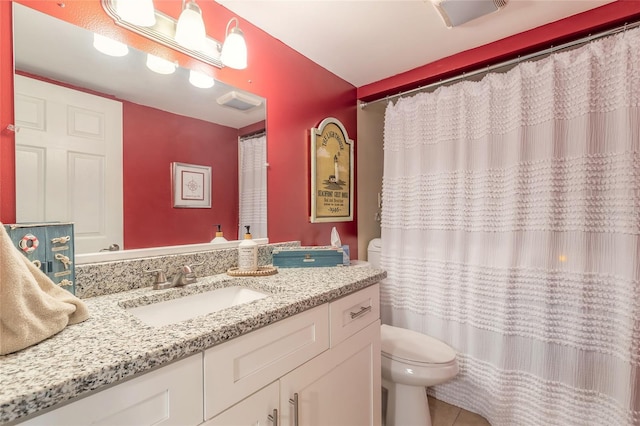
[381, 324, 457, 365]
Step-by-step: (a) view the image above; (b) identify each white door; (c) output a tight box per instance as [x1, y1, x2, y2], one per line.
[14, 75, 123, 254]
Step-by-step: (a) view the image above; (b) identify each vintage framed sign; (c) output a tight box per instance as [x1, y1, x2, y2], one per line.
[310, 117, 354, 223]
[172, 162, 211, 208]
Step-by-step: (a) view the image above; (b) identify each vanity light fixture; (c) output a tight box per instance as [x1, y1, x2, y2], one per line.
[102, 0, 248, 70]
[220, 18, 247, 69]
[115, 0, 156, 27]
[175, 0, 206, 51]
[189, 70, 215, 89]
[93, 33, 129, 57]
[146, 53, 177, 74]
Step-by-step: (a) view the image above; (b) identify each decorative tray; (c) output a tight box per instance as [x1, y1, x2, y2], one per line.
[226, 266, 278, 277]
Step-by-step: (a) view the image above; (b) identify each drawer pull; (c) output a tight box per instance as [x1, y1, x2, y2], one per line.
[289, 393, 299, 426]
[268, 408, 278, 426]
[350, 305, 372, 319]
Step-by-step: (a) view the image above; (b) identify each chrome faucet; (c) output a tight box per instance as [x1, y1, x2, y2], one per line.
[171, 263, 203, 287]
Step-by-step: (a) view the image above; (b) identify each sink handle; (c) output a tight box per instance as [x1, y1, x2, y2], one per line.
[145, 269, 172, 290]
[186, 262, 204, 271]
[185, 262, 204, 281]
[173, 263, 202, 287]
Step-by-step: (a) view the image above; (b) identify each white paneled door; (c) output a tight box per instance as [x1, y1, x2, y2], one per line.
[14, 75, 123, 254]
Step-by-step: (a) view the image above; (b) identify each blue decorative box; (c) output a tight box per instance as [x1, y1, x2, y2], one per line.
[4, 222, 76, 295]
[272, 246, 344, 268]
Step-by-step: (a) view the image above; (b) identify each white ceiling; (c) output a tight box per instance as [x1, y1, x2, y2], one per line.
[218, 0, 616, 88]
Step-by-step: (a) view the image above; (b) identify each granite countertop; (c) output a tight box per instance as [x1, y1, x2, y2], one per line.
[0, 266, 386, 425]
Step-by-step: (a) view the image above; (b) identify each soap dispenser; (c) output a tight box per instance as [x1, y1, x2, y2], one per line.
[238, 226, 258, 271]
[210, 224, 228, 244]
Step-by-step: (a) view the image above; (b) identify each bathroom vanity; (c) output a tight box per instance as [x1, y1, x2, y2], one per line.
[0, 266, 385, 425]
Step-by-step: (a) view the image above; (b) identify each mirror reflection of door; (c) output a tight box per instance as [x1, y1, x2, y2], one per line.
[14, 75, 124, 254]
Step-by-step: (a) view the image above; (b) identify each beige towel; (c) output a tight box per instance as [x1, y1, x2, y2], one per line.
[0, 223, 89, 355]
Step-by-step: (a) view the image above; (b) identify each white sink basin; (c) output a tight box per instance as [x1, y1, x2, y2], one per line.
[126, 286, 269, 327]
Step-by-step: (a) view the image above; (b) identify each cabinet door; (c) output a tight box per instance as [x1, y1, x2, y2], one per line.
[203, 381, 279, 426]
[280, 320, 381, 426]
[20, 354, 203, 426]
[204, 304, 329, 419]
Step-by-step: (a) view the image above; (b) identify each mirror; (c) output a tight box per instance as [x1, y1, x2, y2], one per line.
[12, 3, 267, 255]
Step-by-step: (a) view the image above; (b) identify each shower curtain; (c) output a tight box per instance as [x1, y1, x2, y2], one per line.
[238, 134, 267, 239]
[380, 28, 639, 426]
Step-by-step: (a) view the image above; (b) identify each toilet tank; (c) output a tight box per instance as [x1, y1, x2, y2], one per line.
[367, 238, 382, 268]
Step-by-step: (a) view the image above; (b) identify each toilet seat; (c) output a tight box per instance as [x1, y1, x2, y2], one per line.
[381, 324, 457, 366]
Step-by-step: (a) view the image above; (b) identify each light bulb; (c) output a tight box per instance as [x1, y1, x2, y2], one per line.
[221, 20, 247, 69]
[146, 54, 176, 74]
[175, 1, 206, 51]
[189, 70, 215, 89]
[115, 0, 156, 27]
[93, 33, 128, 57]
[221, 29, 247, 69]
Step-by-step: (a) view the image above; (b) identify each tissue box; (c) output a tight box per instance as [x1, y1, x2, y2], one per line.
[272, 246, 344, 268]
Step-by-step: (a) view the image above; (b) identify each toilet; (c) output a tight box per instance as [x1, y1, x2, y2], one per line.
[368, 238, 459, 426]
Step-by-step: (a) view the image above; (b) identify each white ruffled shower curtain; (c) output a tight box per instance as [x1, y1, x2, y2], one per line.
[380, 28, 639, 426]
[238, 134, 267, 239]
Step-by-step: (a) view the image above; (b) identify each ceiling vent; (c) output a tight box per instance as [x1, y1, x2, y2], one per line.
[430, 0, 508, 28]
[216, 90, 263, 111]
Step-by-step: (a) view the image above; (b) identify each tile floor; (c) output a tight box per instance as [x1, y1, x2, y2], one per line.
[428, 396, 491, 426]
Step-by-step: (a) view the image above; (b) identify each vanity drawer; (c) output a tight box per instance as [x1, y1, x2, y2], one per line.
[203, 303, 329, 420]
[330, 283, 380, 347]
[20, 354, 203, 426]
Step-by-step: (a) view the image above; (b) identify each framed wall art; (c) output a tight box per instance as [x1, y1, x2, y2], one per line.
[172, 162, 211, 208]
[310, 117, 354, 223]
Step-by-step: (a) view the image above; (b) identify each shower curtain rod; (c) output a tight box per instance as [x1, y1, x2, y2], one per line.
[359, 19, 640, 109]
[240, 130, 266, 140]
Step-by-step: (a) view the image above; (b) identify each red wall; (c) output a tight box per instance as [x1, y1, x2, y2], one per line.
[123, 102, 239, 248]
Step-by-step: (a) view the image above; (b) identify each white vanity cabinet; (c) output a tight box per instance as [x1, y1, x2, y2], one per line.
[16, 284, 380, 426]
[19, 354, 204, 426]
[204, 284, 381, 426]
